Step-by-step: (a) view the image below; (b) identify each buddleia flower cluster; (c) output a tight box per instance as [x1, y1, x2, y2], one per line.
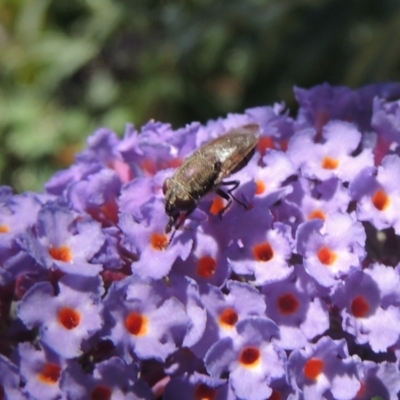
[2, 83, 400, 400]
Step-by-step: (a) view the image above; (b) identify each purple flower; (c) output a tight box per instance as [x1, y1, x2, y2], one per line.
[227, 208, 294, 285]
[287, 121, 373, 183]
[295, 83, 356, 132]
[287, 337, 361, 399]
[333, 263, 400, 352]
[286, 177, 351, 223]
[67, 168, 121, 226]
[191, 281, 267, 358]
[171, 229, 230, 288]
[351, 155, 400, 234]
[119, 198, 193, 279]
[295, 212, 366, 287]
[295, 82, 400, 133]
[103, 276, 189, 362]
[252, 150, 295, 206]
[262, 267, 329, 350]
[17, 275, 104, 358]
[117, 121, 182, 179]
[0, 192, 43, 262]
[14, 342, 66, 400]
[245, 104, 294, 152]
[205, 317, 285, 400]
[22, 204, 105, 276]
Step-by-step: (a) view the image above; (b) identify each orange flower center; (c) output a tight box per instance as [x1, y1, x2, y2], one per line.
[255, 180, 267, 195]
[219, 308, 239, 328]
[372, 189, 390, 211]
[253, 242, 274, 262]
[317, 246, 337, 265]
[210, 197, 226, 215]
[304, 358, 324, 380]
[197, 256, 217, 278]
[58, 307, 81, 329]
[277, 293, 299, 315]
[151, 233, 168, 250]
[38, 363, 61, 384]
[308, 210, 326, 220]
[257, 136, 275, 155]
[125, 312, 148, 336]
[239, 347, 261, 368]
[351, 296, 370, 318]
[321, 156, 339, 170]
[49, 246, 72, 262]
[0, 224, 10, 233]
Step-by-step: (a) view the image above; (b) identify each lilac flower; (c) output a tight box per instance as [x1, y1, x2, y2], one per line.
[119, 198, 193, 279]
[351, 155, 400, 234]
[262, 267, 329, 350]
[0, 192, 43, 262]
[119, 175, 160, 221]
[245, 104, 294, 152]
[17, 275, 104, 358]
[22, 204, 105, 276]
[77, 127, 135, 185]
[202, 281, 267, 336]
[295, 212, 366, 287]
[118, 121, 182, 178]
[67, 168, 121, 226]
[227, 208, 294, 285]
[2, 82, 400, 399]
[77, 128, 123, 166]
[295, 83, 356, 133]
[332, 263, 400, 352]
[191, 281, 267, 358]
[251, 150, 295, 206]
[14, 342, 66, 400]
[45, 162, 102, 196]
[205, 317, 285, 400]
[171, 229, 230, 288]
[90, 226, 124, 272]
[287, 121, 373, 183]
[286, 177, 351, 223]
[287, 337, 361, 399]
[295, 82, 400, 133]
[103, 276, 189, 362]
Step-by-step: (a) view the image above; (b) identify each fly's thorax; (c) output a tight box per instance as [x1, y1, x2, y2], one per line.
[173, 153, 220, 200]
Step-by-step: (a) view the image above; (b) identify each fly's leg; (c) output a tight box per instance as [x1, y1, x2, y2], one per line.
[215, 179, 248, 216]
[167, 205, 197, 246]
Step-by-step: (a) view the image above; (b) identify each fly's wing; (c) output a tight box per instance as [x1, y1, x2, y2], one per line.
[199, 124, 260, 183]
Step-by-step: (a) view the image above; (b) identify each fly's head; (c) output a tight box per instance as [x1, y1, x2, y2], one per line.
[163, 177, 197, 233]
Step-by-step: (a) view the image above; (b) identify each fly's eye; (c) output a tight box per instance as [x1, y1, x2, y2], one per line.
[163, 178, 172, 195]
[175, 195, 195, 211]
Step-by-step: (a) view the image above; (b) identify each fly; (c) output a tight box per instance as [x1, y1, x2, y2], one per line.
[163, 123, 260, 240]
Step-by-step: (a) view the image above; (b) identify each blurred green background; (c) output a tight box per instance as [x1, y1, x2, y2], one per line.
[1, 0, 400, 192]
